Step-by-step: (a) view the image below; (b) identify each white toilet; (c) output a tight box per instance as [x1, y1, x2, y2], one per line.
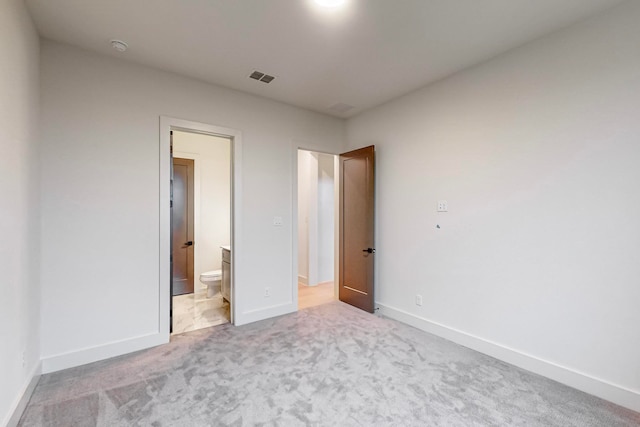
[199, 269, 222, 298]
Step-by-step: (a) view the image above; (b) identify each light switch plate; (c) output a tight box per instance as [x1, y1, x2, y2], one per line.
[273, 216, 283, 226]
[437, 200, 448, 212]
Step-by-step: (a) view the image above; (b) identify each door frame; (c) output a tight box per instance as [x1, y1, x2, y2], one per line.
[160, 116, 243, 339]
[292, 145, 340, 309]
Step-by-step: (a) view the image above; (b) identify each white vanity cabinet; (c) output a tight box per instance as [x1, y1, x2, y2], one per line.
[221, 246, 231, 302]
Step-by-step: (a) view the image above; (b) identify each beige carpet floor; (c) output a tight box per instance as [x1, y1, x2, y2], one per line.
[19, 302, 640, 426]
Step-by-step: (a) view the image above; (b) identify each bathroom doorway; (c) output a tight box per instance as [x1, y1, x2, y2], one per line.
[170, 131, 232, 334]
[160, 116, 242, 340]
[297, 149, 339, 310]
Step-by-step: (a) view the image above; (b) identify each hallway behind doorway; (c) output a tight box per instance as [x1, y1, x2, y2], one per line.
[298, 281, 334, 310]
[297, 149, 338, 310]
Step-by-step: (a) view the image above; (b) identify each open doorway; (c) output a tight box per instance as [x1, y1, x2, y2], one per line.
[297, 149, 339, 310]
[170, 130, 231, 334]
[159, 116, 242, 340]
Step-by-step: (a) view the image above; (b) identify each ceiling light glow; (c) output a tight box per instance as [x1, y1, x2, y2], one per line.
[313, 0, 346, 8]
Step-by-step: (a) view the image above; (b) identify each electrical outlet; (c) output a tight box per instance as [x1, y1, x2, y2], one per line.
[437, 200, 448, 212]
[265, 287, 271, 297]
[273, 216, 283, 226]
[415, 295, 423, 306]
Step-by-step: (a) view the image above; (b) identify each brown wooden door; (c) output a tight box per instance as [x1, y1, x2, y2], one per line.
[172, 157, 195, 296]
[339, 146, 375, 312]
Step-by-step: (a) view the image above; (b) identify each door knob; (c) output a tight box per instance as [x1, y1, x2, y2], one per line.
[362, 248, 376, 254]
[185, 241, 193, 246]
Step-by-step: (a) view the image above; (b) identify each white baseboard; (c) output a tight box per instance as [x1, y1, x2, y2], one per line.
[236, 302, 297, 326]
[4, 361, 41, 427]
[41, 332, 168, 374]
[299, 278, 333, 287]
[305, 280, 332, 287]
[376, 302, 640, 413]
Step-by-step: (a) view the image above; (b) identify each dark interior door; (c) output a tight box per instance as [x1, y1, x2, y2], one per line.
[172, 157, 195, 296]
[339, 145, 375, 312]
[170, 133, 173, 331]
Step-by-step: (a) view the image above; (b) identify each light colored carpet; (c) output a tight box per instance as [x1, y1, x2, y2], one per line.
[19, 302, 640, 426]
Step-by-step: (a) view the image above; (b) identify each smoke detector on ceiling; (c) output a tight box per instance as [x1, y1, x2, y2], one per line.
[110, 39, 128, 52]
[249, 70, 276, 84]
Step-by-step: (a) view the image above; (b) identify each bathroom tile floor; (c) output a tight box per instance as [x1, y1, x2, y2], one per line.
[172, 289, 229, 334]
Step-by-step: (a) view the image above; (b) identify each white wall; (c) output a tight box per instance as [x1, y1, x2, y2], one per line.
[39, 41, 345, 371]
[317, 153, 335, 283]
[0, 0, 41, 425]
[173, 131, 231, 288]
[347, 0, 640, 410]
[297, 151, 310, 284]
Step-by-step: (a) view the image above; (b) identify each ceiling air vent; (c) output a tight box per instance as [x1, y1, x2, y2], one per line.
[329, 103, 355, 114]
[249, 70, 276, 84]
